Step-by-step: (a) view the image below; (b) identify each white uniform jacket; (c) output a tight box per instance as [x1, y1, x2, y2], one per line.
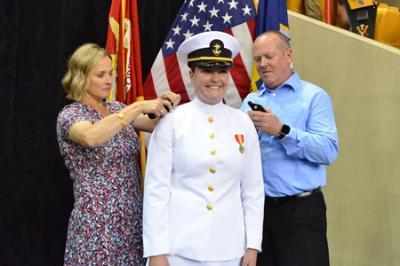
[143, 98, 264, 261]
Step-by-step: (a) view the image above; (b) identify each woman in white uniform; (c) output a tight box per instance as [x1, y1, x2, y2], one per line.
[143, 31, 265, 266]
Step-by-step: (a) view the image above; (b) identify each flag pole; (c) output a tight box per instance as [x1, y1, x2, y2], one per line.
[324, 0, 333, 24]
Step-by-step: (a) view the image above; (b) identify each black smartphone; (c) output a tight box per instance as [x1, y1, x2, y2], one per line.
[248, 101, 266, 112]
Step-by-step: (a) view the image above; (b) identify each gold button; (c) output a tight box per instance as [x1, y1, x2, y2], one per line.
[209, 133, 215, 139]
[208, 185, 214, 192]
[208, 117, 214, 123]
[210, 149, 216, 155]
[206, 204, 213, 211]
[209, 168, 216, 174]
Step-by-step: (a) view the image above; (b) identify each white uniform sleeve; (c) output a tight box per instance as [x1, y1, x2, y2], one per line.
[240, 118, 265, 251]
[142, 114, 174, 257]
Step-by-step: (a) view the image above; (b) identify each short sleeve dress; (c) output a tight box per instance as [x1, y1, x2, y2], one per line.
[56, 101, 145, 265]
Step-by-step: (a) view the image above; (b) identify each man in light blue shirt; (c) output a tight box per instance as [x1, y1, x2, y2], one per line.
[241, 31, 338, 266]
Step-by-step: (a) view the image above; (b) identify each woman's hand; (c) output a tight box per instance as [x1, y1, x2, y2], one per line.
[142, 91, 181, 119]
[158, 90, 181, 108]
[130, 90, 181, 132]
[241, 248, 258, 266]
[140, 98, 172, 119]
[149, 255, 169, 266]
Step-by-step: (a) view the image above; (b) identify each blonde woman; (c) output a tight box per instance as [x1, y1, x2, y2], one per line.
[57, 43, 180, 265]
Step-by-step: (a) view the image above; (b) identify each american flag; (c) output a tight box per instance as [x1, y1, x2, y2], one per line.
[143, 0, 258, 108]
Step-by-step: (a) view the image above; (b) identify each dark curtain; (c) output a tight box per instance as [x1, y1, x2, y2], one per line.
[0, 0, 182, 265]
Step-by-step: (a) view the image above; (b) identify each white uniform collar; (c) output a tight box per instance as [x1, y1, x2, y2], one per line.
[192, 97, 225, 114]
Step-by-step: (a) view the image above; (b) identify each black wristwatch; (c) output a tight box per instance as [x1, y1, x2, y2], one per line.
[278, 124, 290, 139]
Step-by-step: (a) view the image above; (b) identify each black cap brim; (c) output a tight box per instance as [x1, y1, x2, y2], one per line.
[189, 60, 232, 69]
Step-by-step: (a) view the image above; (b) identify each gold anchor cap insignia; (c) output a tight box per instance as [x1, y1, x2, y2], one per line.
[210, 39, 224, 56]
[212, 43, 221, 56]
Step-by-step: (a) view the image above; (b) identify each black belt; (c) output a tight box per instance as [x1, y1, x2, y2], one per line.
[265, 187, 322, 206]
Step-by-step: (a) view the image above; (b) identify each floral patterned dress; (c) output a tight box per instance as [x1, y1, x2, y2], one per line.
[57, 101, 145, 265]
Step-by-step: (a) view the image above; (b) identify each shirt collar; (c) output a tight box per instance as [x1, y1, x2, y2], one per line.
[192, 97, 225, 113]
[257, 71, 302, 96]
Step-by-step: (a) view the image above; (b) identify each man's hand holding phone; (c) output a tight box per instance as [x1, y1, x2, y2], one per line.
[247, 101, 282, 137]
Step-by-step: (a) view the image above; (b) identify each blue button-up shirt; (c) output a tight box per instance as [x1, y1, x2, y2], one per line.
[241, 72, 339, 197]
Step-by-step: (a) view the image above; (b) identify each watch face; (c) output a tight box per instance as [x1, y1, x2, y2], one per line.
[281, 124, 290, 135]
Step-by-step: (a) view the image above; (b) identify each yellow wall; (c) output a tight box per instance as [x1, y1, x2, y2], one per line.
[382, 0, 400, 7]
[288, 11, 400, 266]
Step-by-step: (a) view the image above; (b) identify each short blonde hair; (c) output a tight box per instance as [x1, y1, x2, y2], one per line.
[61, 43, 111, 101]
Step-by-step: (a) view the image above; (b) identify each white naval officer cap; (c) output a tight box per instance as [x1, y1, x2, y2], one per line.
[177, 31, 240, 69]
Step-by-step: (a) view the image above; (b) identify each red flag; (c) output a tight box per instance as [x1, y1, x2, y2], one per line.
[106, 0, 147, 181]
[106, 0, 143, 104]
[143, 0, 258, 108]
